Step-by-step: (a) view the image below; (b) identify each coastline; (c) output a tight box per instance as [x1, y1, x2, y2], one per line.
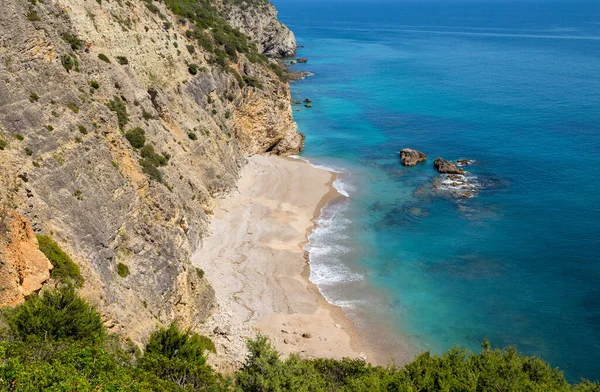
[191, 154, 373, 372]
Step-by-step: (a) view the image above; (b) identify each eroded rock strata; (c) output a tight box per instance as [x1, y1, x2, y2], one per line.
[0, 0, 303, 343]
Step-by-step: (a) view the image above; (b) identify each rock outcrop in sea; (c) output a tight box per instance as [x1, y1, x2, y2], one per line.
[400, 148, 427, 166]
[434, 157, 465, 174]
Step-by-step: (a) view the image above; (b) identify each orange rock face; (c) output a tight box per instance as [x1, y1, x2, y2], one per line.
[0, 212, 53, 307]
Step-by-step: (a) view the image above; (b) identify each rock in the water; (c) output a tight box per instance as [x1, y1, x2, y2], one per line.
[456, 159, 475, 167]
[434, 158, 464, 174]
[433, 173, 481, 198]
[304, 103, 313, 108]
[400, 148, 427, 166]
[303, 98, 312, 103]
[297, 58, 308, 63]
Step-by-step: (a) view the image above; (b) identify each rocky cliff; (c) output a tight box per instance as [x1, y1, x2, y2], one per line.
[216, 0, 297, 58]
[0, 0, 302, 343]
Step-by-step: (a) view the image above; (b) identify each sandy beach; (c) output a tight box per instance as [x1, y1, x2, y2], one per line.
[192, 155, 370, 371]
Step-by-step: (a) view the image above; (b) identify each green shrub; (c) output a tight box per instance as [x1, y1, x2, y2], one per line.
[117, 263, 130, 278]
[139, 323, 217, 390]
[188, 63, 198, 75]
[46, 125, 54, 132]
[29, 92, 39, 102]
[243, 76, 263, 89]
[116, 56, 129, 65]
[106, 96, 129, 130]
[78, 125, 88, 135]
[61, 54, 74, 71]
[140, 144, 168, 166]
[139, 158, 163, 183]
[186, 44, 195, 54]
[187, 131, 197, 140]
[66, 102, 79, 113]
[15, 134, 24, 141]
[26, 8, 40, 21]
[196, 268, 204, 279]
[24, 147, 33, 156]
[61, 32, 83, 51]
[5, 285, 103, 344]
[89, 80, 100, 89]
[0, 137, 6, 150]
[37, 235, 84, 287]
[98, 53, 111, 63]
[125, 127, 146, 148]
[145, 1, 160, 14]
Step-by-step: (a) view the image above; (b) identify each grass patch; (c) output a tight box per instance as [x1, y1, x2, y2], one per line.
[37, 235, 84, 287]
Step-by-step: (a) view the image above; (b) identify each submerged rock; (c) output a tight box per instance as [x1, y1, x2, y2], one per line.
[304, 103, 313, 108]
[433, 173, 481, 198]
[456, 159, 475, 167]
[400, 148, 427, 166]
[297, 58, 308, 63]
[434, 158, 464, 174]
[303, 98, 312, 103]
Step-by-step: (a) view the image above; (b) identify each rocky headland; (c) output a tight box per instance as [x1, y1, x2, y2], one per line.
[0, 0, 305, 349]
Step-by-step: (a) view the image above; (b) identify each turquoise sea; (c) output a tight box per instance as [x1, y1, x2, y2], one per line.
[272, 0, 600, 381]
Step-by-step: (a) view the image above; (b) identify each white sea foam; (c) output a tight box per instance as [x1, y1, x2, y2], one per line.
[289, 155, 345, 173]
[333, 178, 353, 198]
[306, 202, 364, 291]
[289, 155, 354, 198]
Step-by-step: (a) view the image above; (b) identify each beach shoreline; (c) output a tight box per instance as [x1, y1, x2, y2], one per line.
[192, 154, 374, 372]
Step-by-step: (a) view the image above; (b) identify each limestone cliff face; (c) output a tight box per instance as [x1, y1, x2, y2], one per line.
[0, 0, 302, 342]
[216, 0, 297, 58]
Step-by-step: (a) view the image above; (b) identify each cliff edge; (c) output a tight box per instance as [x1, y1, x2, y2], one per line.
[0, 0, 302, 343]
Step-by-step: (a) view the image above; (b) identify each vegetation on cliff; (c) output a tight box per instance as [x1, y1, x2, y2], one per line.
[0, 286, 596, 391]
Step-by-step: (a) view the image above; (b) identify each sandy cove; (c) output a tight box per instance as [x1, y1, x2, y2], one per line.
[192, 154, 371, 372]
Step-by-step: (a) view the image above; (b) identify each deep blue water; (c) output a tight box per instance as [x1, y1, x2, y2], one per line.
[272, 0, 600, 381]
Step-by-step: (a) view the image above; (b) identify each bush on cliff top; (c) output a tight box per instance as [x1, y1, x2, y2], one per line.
[0, 287, 597, 390]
